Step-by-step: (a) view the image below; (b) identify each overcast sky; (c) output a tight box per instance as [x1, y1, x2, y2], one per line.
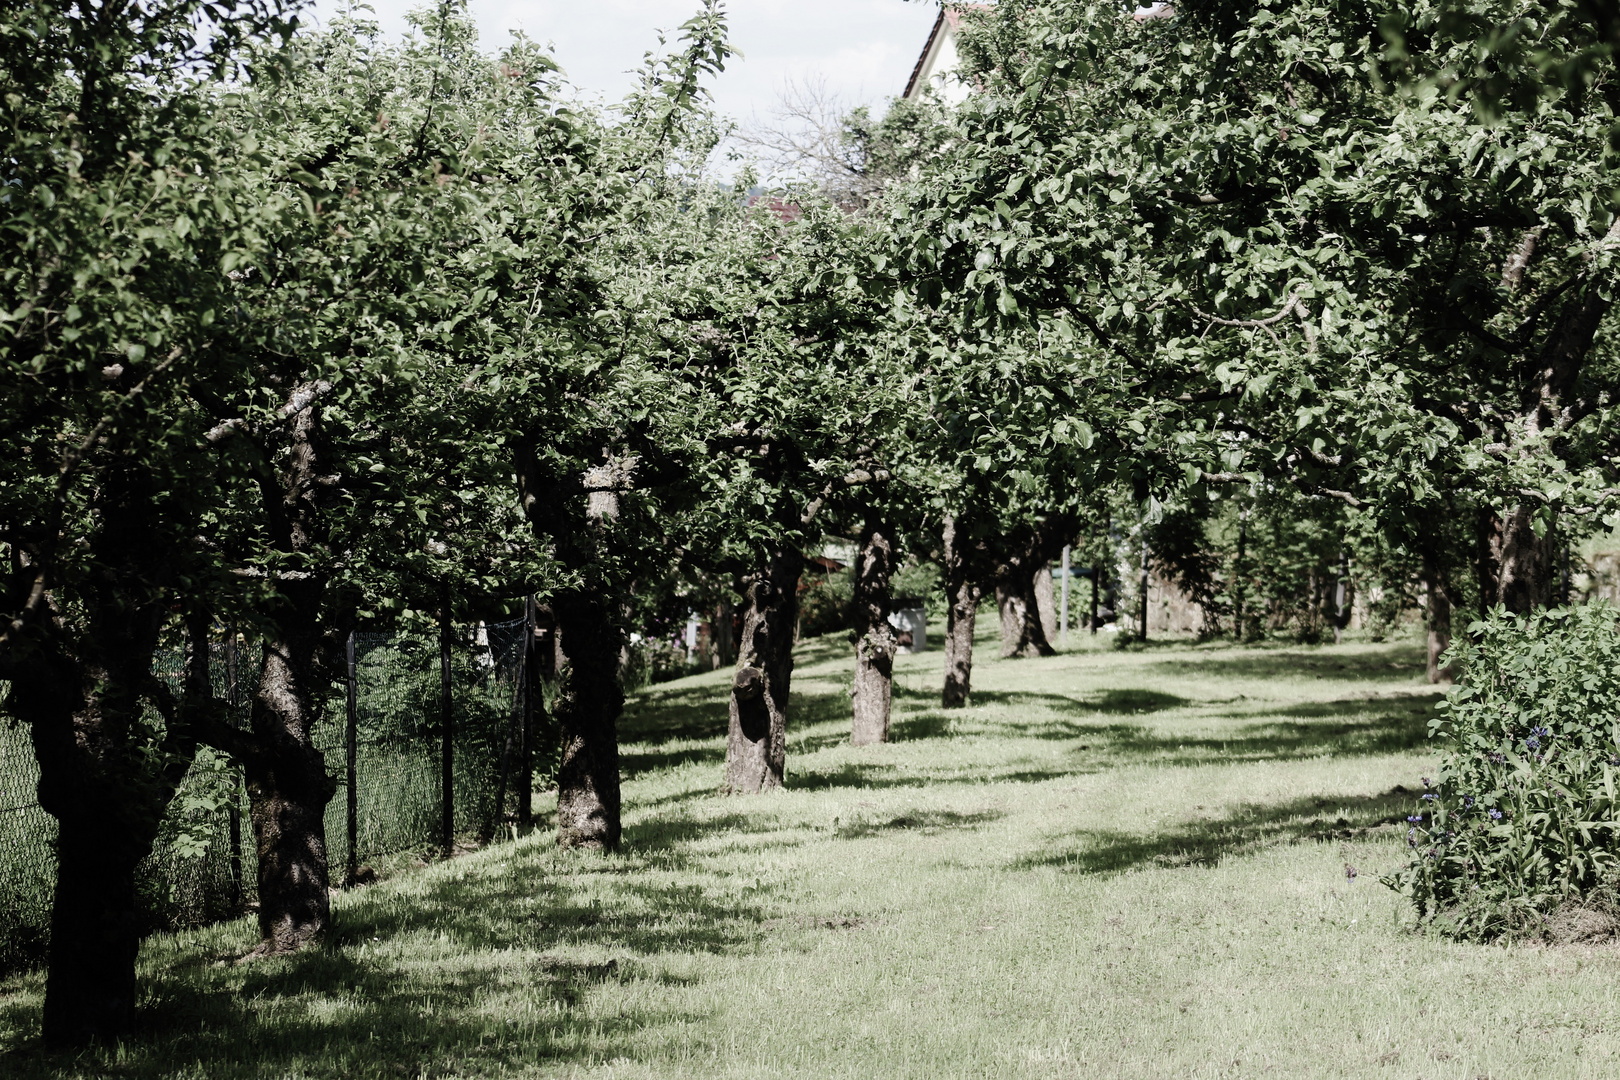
[303, 1, 942, 126]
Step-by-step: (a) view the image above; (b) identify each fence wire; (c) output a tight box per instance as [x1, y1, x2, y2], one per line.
[0, 618, 534, 974]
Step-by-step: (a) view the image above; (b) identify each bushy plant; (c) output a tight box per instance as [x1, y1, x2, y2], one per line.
[1386, 603, 1620, 940]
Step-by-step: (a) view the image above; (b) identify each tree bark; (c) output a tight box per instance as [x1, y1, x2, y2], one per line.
[552, 590, 623, 849]
[726, 548, 803, 792]
[22, 649, 158, 1047]
[941, 514, 980, 709]
[1493, 503, 1556, 614]
[851, 518, 897, 746]
[1420, 550, 1455, 685]
[1034, 563, 1058, 643]
[996, 563, 1054, 659]
[242, 585, 337, 955]
[710, 596, 735, 670]
[15, 462, 192, 1046]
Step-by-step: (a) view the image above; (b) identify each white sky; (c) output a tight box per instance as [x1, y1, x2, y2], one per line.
[301, 0, 942, 126]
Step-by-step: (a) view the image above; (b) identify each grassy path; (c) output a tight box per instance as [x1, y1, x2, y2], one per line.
[5, 631, 1620, 1078]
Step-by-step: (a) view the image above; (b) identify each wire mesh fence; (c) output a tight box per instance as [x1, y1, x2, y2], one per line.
[0, 616, 542, 974]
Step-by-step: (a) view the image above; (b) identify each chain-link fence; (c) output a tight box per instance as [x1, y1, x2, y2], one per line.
[0, 616, 546, 974]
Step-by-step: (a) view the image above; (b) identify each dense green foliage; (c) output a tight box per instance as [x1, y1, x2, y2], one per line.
[1389, 604, 1620, 938]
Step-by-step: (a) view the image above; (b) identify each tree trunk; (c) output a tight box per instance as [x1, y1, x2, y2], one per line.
[726, 548, 803, 792]
[42, 821, 142, 1047]
[16, 462, 190, 1046]
[21, 648, 159, 1047]
[710, 596, 734, 671]
[1476, 505, 1500, 616]
[243, 597, 337, 956]
[996, 563, 1054, 659]
[1034, 563, 1058, 643]
[941, 514, 979, 709]
[553, 590, 623, 850]
[1494, 503, 1556, 614]
[851, 519, 897, 746]
[1420, 550, 1455, 685]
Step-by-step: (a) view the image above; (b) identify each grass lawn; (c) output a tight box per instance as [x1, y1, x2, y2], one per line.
[5, 626, 1620, 1078]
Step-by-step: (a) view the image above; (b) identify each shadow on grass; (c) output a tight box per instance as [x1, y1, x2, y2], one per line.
[1144, 643, 1427, 683]
[0, 807, 785, 1079]
[834, 808, 1005, 839]
[1016, 789, 1419, 877]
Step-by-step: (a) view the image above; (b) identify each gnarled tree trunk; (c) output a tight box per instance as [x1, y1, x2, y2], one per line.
[941, 514, 980, 709]
[553, 590, 623, 849]
[851, 518, 897, 746]
[24, 649, 163, 1047]
[996, 568, 1054, 659]
[726, 548, 803, 792]
[242, 588, 337, 955]
[17, 463, 191, 1046]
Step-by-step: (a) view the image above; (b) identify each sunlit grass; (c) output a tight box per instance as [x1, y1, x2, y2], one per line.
[5, 625, 1620, 1078]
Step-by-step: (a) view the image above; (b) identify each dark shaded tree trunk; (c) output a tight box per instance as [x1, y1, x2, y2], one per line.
[23, 647, 163, 1046]
[553, 590, 623, 849]
[726, 548, 803, 792]
[242, 580, 337, 956]
[191, 384, 340, 958]
[941, 514, 980, 709]
[710, 596, 734, 671]
[851, 519, 897, 746]
[1493, 503, 1556, 613]
[14, 463, 192, 1046]
[1420, 549, 1455, 685]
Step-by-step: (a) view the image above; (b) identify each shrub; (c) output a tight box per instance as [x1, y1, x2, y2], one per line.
[1386, 603, 1620, 940]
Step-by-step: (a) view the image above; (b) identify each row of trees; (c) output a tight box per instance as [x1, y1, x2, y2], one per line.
[2, 0, 1614, 1048]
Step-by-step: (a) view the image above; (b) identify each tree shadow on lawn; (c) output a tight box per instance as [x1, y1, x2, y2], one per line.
[971, 694, 1437, 762]
[833, 807, 1005, 839]
[0, 810, 787, 1079]
[1014, 788, 1421, 877]
[1143, 643, 1428, 684]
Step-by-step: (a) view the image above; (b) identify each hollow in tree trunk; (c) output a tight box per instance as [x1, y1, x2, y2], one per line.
[553, 590, 623, 849]
[941, 514, 980, 709]
[851, 519, 897, 746]
[726, 548, 803, 792]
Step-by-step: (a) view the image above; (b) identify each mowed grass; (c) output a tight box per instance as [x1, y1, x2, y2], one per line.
[6, 627, 1620, 1078]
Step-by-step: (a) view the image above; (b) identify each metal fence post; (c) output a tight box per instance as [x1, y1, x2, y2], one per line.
[225, 626, 243, 910]
[1090, 563, 1100, 634]
[518, 594, 536, 831]
[345, 630, 359, 885]
[1060, 545, 1070, 648]
[440, 585, 454, 858]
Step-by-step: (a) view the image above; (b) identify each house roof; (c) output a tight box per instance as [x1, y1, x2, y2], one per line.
[902, 4, 986, 101]
[903, 2, 1174, 100]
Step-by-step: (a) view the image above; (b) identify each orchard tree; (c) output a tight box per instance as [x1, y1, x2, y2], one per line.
[897, 0, 1618, 636]
[0, 0, 297, 1045]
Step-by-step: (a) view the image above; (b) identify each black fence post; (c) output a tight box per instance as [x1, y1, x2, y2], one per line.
[1090, 564, 1100, 634]
[440, 585, 454, 859]
[345, 630, 359, 886]
[225, 627, 244, 911]
[518, 595, 536, 831]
